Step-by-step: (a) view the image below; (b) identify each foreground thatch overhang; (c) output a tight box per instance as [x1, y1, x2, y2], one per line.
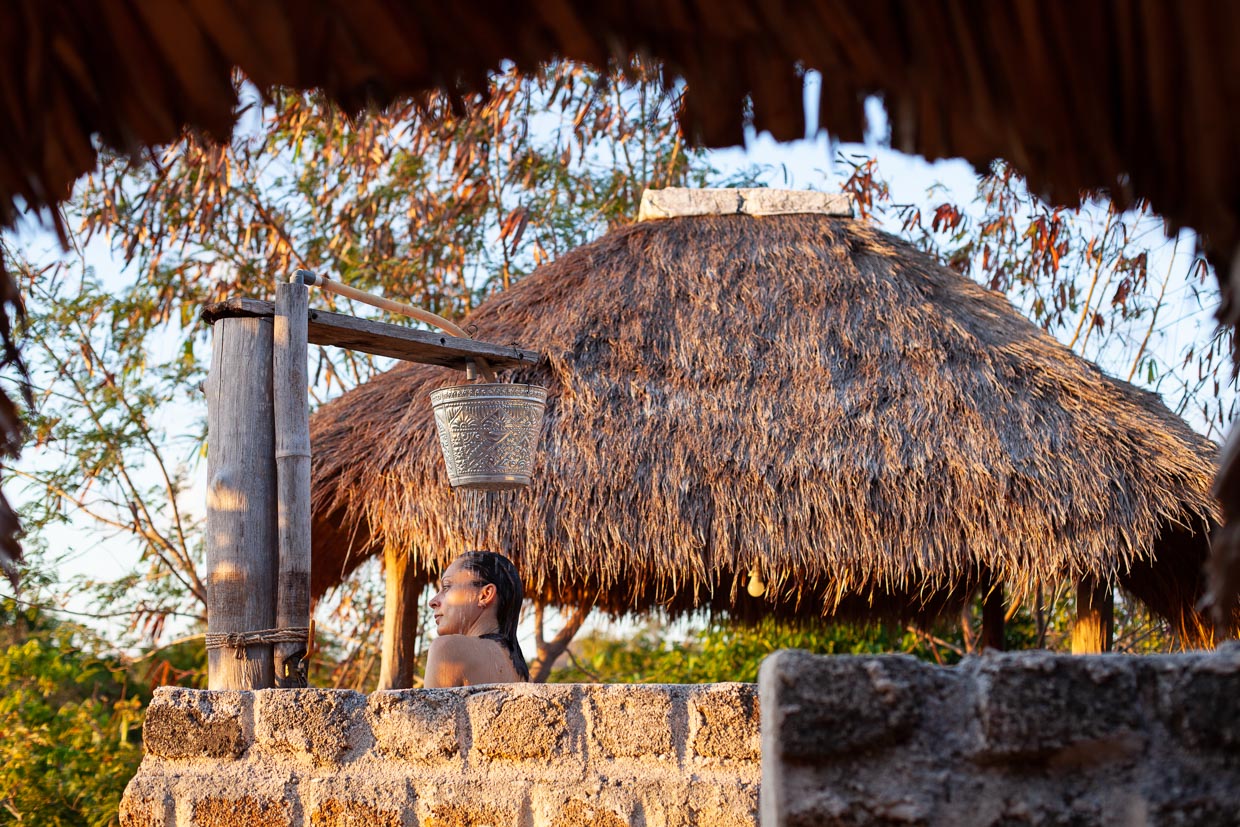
[309, 208, 1218, 635]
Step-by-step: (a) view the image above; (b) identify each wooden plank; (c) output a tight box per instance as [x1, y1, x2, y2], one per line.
[202, 298, 539, 369]
[1071, 577, 1114, 653]
[273, 284, 312, 687]
[206, 317, 277, 689]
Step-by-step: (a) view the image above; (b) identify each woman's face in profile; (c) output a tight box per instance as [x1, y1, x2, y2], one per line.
[428, 560, 484, 636]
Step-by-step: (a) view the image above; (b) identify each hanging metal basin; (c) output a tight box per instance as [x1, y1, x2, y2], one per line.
[429, 383, 548, 490]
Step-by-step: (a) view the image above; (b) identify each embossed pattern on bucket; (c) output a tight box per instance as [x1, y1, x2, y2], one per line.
[430, 383, 548, 490]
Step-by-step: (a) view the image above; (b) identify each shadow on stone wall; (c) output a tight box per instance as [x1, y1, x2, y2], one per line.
[760, 646, 1240, 826]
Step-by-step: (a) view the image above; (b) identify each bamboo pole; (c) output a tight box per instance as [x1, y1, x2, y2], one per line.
[273, 282, 312, 686]
[206, 317, 277, 689]
[1071, 577, 1114, 653]
[378, 543, 422, 689]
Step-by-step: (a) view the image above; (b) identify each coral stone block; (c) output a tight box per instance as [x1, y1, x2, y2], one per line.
[254, 688, 367, 765]
[191, 795, 291, 827]
[759, 651, 924, 761]
[369, 689, 464, 762]
[1155, 647, 1240, 753]
[303, 777, 413, 827]
[468, 686, 577, 762]
[309, 798, 404, 827]
[421, 801, 520, 827]
[548, 799, 629, 827]
[687, 683, 760, 762]
[117, 778, 173, 827]
[143, 688, 250, 760]
[586, 684, 676, 761]
[973, 653, 1143, 760]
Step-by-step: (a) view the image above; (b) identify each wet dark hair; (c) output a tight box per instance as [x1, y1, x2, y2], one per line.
[456, 550, 529, 681]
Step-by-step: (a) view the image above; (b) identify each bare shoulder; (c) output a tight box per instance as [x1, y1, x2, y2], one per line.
[427, 634, 478, 656]
[424, 635, 518, 688]
[425, 635, 470, 688]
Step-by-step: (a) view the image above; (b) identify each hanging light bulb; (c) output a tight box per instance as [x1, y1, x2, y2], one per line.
[746, 568, 767, 598]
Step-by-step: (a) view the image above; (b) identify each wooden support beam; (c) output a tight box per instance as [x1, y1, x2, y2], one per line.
[1071, 577, 1114, 654]
[206, 317, 277, 689]
[378, 544, 422, 690]
[981, 577, 1005, 651]
[202, 298, 539, 370]
[273, 284, 312, 687]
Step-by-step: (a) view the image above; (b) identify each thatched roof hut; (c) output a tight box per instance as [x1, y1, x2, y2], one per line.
[309, 193, 1218, 638]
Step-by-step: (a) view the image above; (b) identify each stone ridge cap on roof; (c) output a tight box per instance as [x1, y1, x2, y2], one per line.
[638, 187, 855, 221]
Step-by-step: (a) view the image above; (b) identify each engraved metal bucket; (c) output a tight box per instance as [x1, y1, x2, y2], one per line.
[429, 383, 548, 490]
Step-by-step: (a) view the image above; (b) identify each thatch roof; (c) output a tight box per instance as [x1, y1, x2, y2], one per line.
[6, 2, 1240, 270]
[309, 210, 1218, 635]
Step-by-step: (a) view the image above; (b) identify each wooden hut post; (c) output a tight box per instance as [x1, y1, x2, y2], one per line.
[1071, 577, 1114, 653]
[379, 543, 421, 689]
[206, 317, 278, 689]
[273, 282, 312, 686]
[980, 574, 1005, 651]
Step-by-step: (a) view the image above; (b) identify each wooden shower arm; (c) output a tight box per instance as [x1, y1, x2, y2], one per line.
[293, 270, 496, 382]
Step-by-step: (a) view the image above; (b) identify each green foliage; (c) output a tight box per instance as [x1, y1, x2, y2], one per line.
[550, 615, 962, 684]
[551, 587, 1178, 685]
[0, 599, 146, 827]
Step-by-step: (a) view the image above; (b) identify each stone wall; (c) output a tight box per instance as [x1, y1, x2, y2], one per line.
[760, 645, 1240, 827]
[120, 682, 760, 827]
[121, 646, 1240, 826]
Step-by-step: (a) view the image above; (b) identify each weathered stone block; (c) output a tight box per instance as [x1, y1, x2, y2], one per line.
[369, 689, 463, 762]
[143, 688, 250, 760]
[972, 652, 1143, 761]
[254, 688, 367, 765]
[758, 650, 924, 762]
[586, 684, 676, 761]
[190, 794, 292, 827]
[531, 785, 635, 827]
[417, 782, 522, 827]
[118, 777, 173, 827]
[303, 777, 413, 827]
[686, 780, 761, 827]
[310, 799, 403, 827]
[688, 683, 761, 762]
[468, 685, 579, 763]
[781, 790, 933, 827]
[1154, 650, 1240, 753]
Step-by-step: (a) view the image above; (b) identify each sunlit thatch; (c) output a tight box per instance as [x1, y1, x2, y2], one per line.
[309, 212, 1218, 638]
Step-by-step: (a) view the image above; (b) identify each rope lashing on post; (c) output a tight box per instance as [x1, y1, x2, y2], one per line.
[204, 627, 312, 660]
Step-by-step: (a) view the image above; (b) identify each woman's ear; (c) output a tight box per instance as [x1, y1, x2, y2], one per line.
[477, 582, 497, 607]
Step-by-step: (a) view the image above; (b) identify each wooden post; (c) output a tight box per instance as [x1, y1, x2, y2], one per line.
[1071, 577, 1114, 653]
[980, 575, 1005, 651]
[274, 282, 312, 686]
[206, 317, 277, 689]
[379, 544, 422, 689]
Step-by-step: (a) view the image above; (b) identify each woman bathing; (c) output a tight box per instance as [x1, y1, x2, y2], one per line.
[424, 550, 530, 687]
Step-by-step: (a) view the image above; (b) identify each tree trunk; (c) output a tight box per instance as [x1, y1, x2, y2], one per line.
[379, 544, 422, 689]
[980, 577, 1005, 651]
[529, 603, 590, 683]
[1071, 577, 1114, 653]
[206, 317, 277, 689]
[273, 283, 311, 687]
